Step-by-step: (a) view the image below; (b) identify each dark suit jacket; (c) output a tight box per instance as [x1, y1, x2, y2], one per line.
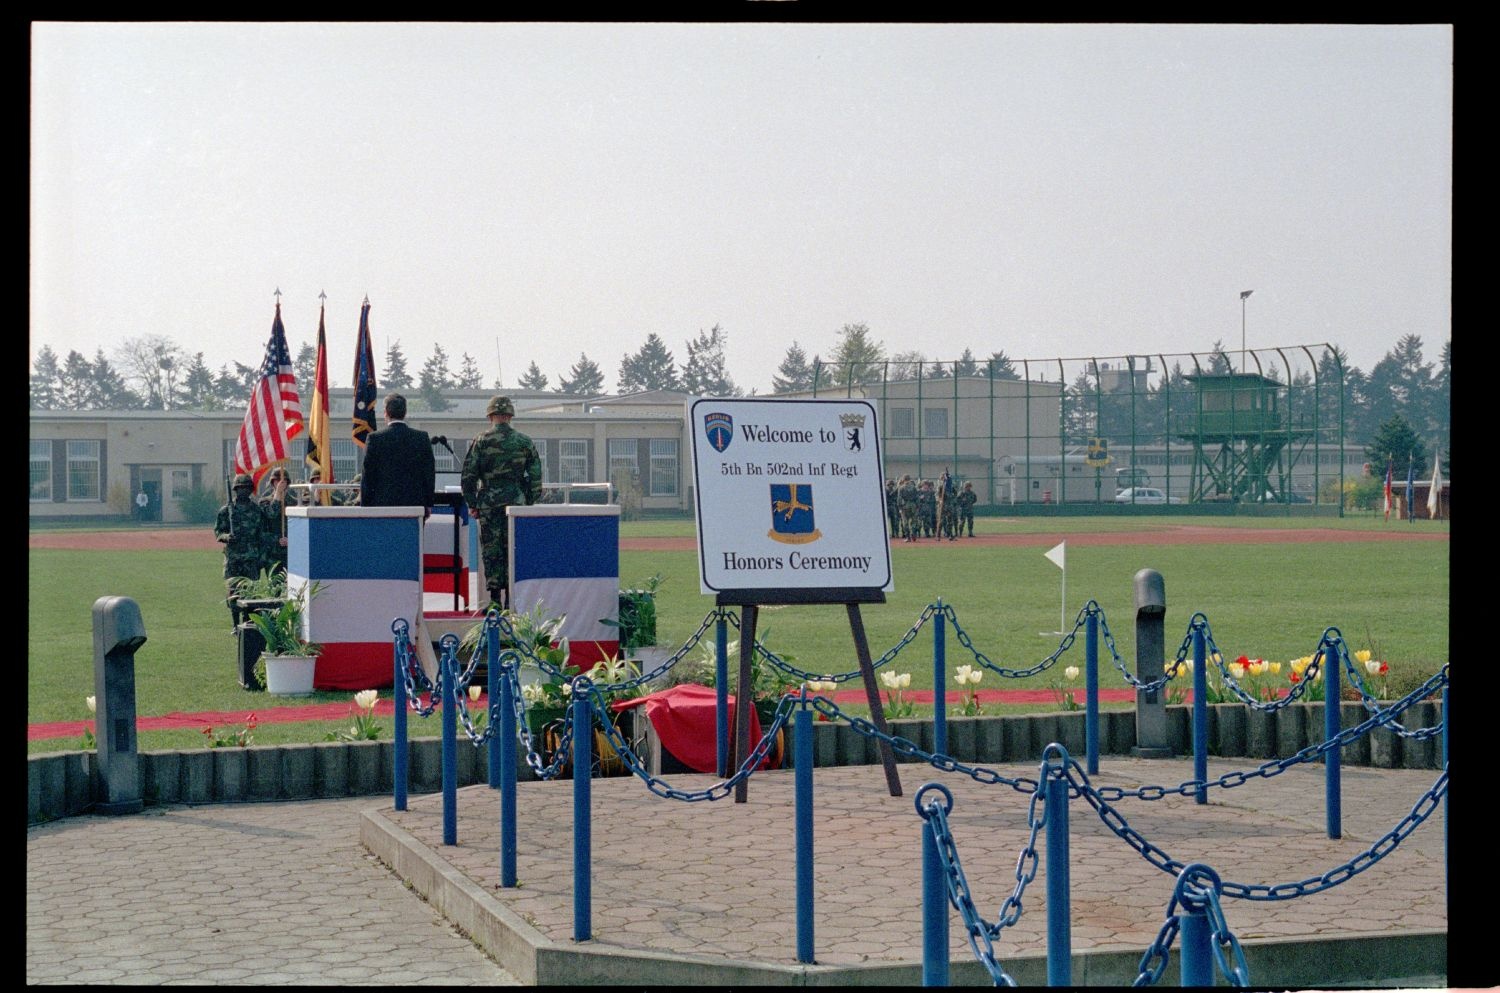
[360, 420, 436, 512]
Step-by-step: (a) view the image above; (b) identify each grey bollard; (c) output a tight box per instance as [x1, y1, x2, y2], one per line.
[1131, 569, 1173, 758]
[92, 596, 147, 814]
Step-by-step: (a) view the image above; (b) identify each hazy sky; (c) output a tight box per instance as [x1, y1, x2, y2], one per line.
[30, 22, 1452, 395]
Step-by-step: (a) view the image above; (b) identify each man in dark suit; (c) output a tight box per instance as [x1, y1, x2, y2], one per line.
[359, 393, 436, 517]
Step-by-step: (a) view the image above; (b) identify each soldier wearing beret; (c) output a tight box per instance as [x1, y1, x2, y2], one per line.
[461, 396, 542, 608]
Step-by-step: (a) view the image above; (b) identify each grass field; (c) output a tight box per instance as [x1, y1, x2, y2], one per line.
[29, 514, 1449, 754]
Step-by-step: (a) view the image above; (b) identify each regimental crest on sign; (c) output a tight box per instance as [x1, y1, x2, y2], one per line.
[1086, 436, 1110, 467]
[839, 411, 865, 452]
[704, 412, 734, 453]
[768, 483, 822, 544]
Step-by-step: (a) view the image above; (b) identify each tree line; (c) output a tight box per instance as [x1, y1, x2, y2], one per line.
[29, 323, 1450, 466]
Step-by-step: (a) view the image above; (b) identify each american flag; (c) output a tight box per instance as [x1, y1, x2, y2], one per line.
[234, 302, 304, 484]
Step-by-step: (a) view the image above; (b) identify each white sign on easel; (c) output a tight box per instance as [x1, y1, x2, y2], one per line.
[689, 396, 901, 800]
[690, 398, 892, 595]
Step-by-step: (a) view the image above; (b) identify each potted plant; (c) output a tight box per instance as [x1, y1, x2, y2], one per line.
[249, 580, 323, 696]
[604, 573, 668, 667]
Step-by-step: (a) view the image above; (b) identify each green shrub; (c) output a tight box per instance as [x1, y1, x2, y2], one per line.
[178, 485, 222, 524]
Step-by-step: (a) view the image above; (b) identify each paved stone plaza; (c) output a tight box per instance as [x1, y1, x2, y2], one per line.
[27, 752, 1451, 986]
[366, 756, 1448, 987]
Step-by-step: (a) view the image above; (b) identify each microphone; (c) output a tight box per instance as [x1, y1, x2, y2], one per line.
[430, 435, 456, 456]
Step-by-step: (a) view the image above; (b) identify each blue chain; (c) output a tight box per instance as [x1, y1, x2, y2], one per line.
[587, 687, 796, 801]
[943, 602, 1084, 679]
[1069, 754, 1448, 901]
[1098, 605, 1192, 695]
[1088, 665, 1447, 803]
[808, 695, 1041, 796]
[1133, 865, 1249, 986]
[391, 618, 441, 717]
[917, 786, 1017, 986]
[724, 603, 946, 685]
[1324, 629, 1445, 740]
[1199, 617, 1326, 712]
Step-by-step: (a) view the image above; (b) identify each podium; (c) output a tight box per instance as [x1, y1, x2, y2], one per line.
[286, 505, 424, 690]
[508, 504, 621, 669]
[423, 491, 470, 610]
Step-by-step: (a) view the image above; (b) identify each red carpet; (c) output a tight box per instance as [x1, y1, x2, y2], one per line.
[29, 687, 1138, 742]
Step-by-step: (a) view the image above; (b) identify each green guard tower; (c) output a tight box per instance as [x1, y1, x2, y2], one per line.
[1177, 371, 1315, 503]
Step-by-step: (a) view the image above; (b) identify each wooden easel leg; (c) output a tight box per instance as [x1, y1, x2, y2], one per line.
[849, 604, 903, 797]
[733, 604, 759, 803]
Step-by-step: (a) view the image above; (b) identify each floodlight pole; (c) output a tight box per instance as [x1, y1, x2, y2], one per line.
[1240, 290, 1254, 372]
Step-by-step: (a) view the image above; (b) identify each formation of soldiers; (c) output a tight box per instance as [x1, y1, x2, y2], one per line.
[885, 472, 980, 541]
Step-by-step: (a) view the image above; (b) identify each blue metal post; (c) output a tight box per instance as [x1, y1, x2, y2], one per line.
[393, 634, 409, 812]
[795, 702, 815, 963]
[716, 615, 729, 778]
[1045, 749, 1071, 986]
[487, 615, 501, 789]
[933, 602, 948, 757]
[499, 657, 517, 888]
[1324, 641, 1342, 839]
[1324, 639, 1343, 840]
[1443, 684, 1448, 891]
[572, 681, 593, 942]
[917, 784, 953, 988]
[442, 642, 458, 846]
[1192, 627, 1207, 805]
[1179, 905, 1213, 986]
[1085, 609, 1099, 774]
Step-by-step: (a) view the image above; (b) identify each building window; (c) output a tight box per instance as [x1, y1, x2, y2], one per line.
[923, 407, 949, 438]
[30, 440, 51, 501]
[649, 438, 678, 496]
[608, 438, 638, 485]
[66, 440, 101, 502]
[560, 439, 589, 485]
[332, 438, 361, 481]
[170, 468, 192, 499]
[889, 407, 915, 438]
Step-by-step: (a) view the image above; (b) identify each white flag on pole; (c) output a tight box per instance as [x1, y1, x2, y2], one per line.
[1427, 456, 1443, 519]
[1044, 541, 1066, 570]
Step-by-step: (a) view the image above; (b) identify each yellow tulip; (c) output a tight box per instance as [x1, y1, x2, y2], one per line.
[1355, 649, 1372, 664]
[85, 695, 96, 714]
[468, 685, 483, 702]
[1269, 662, 1281, 675]
[355, 689, 379, 712]
[1065, 666, 1080, 682]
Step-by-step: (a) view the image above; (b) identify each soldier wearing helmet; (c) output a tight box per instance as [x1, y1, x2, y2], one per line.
[462, 396, 541, 608]
[214, 471, 279, 631]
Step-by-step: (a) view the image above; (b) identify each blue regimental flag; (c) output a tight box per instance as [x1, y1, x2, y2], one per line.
[351, 300, 378, 447]
[768, 483, 822, 544]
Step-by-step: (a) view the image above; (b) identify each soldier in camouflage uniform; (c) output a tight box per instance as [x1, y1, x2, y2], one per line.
[938, 470, 958, 541]
[884, 478, 899, 539]
[461, 396, 542, 609]
[257, 466, 291, 575]
[214, 473, 278, 631]
[897, 474, 920, 542]
[918, 479, 937, 539]
[957, 481, 977, 537]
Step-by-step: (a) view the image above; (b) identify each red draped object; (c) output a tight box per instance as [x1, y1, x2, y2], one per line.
[613, 683, 772, 774]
